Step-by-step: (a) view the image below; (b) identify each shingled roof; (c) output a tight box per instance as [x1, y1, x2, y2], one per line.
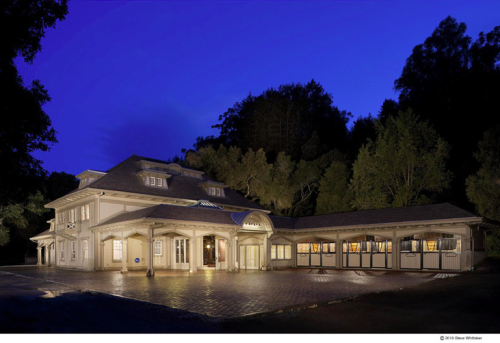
[74, 155, 263, 210]
[270, 203, 481, 230]
[95, 203, 239, 227]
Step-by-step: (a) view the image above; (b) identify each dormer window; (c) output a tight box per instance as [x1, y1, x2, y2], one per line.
[210, 187, 216, 195]
[150, 177, 156, 186]
[157, 178, 162, 187]
[217, 188, 221, 196]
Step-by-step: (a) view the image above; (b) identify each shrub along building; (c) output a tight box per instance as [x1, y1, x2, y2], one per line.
[31, 155, 490, 274]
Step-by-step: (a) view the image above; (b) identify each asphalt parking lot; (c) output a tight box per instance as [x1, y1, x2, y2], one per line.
[1, 259, 499, 333]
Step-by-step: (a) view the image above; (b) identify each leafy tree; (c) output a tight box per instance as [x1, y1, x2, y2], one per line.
[466, 125, 500, 221]
[316, 161, 354, 215]
[210, 80, 351, 160]
[0, 1, 68, 253]
[351, 110, 451, 210]
[348, 114, 377, 159]
[0, 1, 68, 204]
[377, 99, 400, 126]
[394, 16, 500, 207]
[257, 152, 295, 214]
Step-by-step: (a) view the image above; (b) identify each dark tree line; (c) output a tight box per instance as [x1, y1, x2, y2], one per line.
[188, 16, 500, 229]
[0, 1, 75, 264]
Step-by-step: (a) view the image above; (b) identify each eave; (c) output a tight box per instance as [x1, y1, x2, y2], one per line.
[274, 217, 484, 235]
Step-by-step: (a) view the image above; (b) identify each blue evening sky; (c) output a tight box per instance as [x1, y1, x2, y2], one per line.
[17, 0, 500, 176]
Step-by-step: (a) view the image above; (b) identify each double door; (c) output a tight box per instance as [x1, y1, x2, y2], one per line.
[239, 245, 263, 270]
[296, 242, 336, 267]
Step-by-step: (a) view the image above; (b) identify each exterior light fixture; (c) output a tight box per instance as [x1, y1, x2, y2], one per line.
[206, 244, 211, 249]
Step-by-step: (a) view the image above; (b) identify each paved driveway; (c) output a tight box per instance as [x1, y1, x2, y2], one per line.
[0, 267, 453, 317]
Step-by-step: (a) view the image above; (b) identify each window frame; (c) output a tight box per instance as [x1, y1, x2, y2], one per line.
[154, 240, 162, 256]
[157, 178, 162, 187]
[150, 177, 156, 186]
[71, 241, 76, 260]
[60, 241, 65, 261]
[271, 244, 292, 260]
[112, 240, 123, 262]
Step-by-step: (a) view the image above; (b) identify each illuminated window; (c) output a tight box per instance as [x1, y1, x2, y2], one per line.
[60, 241, 65, 261]
[157, 178, 162, 187]
[81, 206, 85, 221]
[297, 243, 309, 254]
[113, 240, 122, 261]
[154, 240, 162, 256]
[401, 240, 421, 252]
[271, 244, 292, 260]
[150, 177, 155, 186]
[71, 241, 76, 260]
[210, 187, 216, 195]
[441, 238, 459, 252]
[322, 243, 336, 253]
[85, 204, 90, 220]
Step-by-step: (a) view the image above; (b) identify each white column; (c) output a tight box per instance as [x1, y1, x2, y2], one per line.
[263, 234, 269, 270]
[189, 237, 195, 273]
[121, 239, 128, 273]
[392, 232, 398, 270]
[99, 242, 105, 270]
[45, 245, 50, 267]
[37, 246, 42, 266]
[146, 228, 154, 276]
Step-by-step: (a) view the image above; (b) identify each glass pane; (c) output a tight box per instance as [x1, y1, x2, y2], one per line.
[425, 240, 438, 252]
[297, 243, 309, 253]
[285, 245, 291, 259]
[322, 243, 329, 253]
[330, 243, 336, 253]
[311, 243, 320, 254]
[218, 239, 225, 263]
[277, 245, 284, 259]
[185, 239, 189, 263]
[271, 245, 276, 259]
[387, 241, 392, 253]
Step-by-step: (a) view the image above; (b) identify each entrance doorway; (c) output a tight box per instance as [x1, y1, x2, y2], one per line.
[173, 238, 189, 270]
[239, 245, 263, 270]
[203, 235, 226, 270]
[203, 236, 216, 268]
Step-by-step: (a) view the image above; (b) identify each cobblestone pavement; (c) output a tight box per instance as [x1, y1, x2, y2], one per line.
[1, 267, 445, 317]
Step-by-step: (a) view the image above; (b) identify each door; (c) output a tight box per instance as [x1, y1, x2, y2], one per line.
[239, 245, 261, 270]
[173, 238, 189, 270]
[343, 241, 361, 268]
[216, 239, 226, 270]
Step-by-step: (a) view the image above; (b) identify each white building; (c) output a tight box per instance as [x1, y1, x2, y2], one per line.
[31, 155, 490, 274]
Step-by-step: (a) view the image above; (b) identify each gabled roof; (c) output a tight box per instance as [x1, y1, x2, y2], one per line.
[270, 203, 481, 230]
[30, 229, 55, 241]
[94, 204, 239, 228]
[63, 155, 263, 210]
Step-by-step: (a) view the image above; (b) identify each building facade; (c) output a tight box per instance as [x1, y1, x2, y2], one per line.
[31, 155, 489, 274]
